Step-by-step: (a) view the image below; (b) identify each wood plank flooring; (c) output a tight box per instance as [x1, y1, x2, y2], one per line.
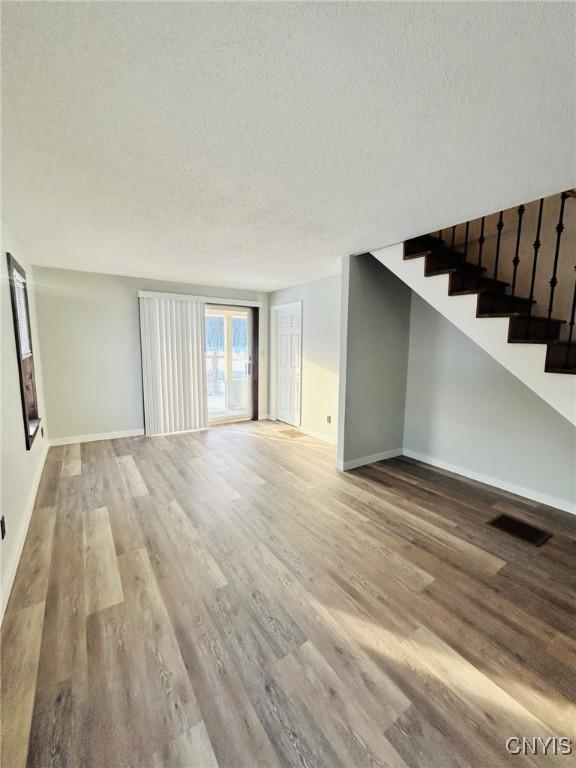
[2, 421, 575, 767]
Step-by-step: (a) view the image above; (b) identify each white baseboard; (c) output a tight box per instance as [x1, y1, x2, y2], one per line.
[151, 427, 208, 436]
[1, 442, 49, 624]
[50, 428, 145, 446]
[258, 414, 270, 421]
[403, 449, 576, 515]
[336, 448, 403, 471]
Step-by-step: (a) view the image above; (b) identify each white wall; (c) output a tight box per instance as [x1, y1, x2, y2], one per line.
[270, 274, 340, 444]
[1, 221, 48, 619]
[337, 254, 411, 469]
[404, 295, 576, 511]
[34, 267, 268, 441]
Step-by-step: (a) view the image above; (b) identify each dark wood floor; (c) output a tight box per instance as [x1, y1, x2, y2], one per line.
[2, 421, 575, 767]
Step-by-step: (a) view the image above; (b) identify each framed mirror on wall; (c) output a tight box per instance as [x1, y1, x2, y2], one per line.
[7, 253, 41, 449]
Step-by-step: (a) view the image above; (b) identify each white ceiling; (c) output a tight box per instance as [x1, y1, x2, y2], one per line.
[3, 2, 575, 291]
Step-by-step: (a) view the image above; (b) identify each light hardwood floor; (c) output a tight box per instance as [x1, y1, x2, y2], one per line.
[2, 421, 575, 767]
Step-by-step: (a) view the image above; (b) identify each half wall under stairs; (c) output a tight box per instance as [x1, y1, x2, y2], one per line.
[372, 240, 575, 425]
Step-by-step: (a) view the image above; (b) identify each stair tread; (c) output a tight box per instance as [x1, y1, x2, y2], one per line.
[546, 367, 576, 374]
[485, 313, 566, 322]
[406, 234, 443, 249]
[404, 249, 431, 260]
[509, 338, 556, 344]
[427, 263, 485, 276]
[437, 248, 466, 259]
[405, 235, 443, 257]
[451, 277, 510, 289]
[479, 291, 533, 302]
[448, 270, 510, 298]
[430, 263, 478, 271]
[451, 289, 497, 295]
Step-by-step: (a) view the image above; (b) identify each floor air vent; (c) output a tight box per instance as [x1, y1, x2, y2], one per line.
[489, 514, 552, 547]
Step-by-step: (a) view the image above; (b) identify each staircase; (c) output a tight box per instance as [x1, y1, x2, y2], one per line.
[372, 190, 576, 425]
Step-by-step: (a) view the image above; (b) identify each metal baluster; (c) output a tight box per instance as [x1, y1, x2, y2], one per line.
[450, 225, 456, 251]
[511, 205, 525, 296]
[438, 230, 443, 243]
[565, 268, 576, 369]
[527, 199, 545, 335]
[464, 222, 470, 261]
[547, 192, 568, 325]
[477, 217, 485, 267]
[493, 211, 504, 280]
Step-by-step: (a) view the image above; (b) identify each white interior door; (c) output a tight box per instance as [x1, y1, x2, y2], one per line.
[276, 302, 302, 426]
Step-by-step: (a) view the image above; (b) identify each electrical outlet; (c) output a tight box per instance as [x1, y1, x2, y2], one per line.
[1, 516, 5, 540]
[326, 415, 332, 424]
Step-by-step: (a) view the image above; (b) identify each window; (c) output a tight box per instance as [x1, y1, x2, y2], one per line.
[7, 253, 41, 449]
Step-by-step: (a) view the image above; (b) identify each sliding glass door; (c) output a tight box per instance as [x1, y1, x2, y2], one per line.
[205, 306, 252, 423]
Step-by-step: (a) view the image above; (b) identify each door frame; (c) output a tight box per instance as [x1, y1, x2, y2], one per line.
[205, 304, 255, 425]
[270, 301, 303, 426]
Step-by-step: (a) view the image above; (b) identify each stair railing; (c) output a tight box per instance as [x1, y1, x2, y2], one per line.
[493, 211, 504, 280]
[546, 191, 569, 328]
[526, 198, 545, 335]
[510, 205, 525, 296]
[566, 267, 576, 369]
[477, 217, 486, 268]
[427, 189, 575, 370]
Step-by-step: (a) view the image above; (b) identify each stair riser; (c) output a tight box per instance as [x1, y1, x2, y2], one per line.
[449, 273, 508, 295]
[425, 253, 484, 277]
[508, 317, 563, 342]
[477, 294, 533, 316]
[404, 250, 430, 260]
[404, 235, 444, 257]
[546, 344, 576, 372]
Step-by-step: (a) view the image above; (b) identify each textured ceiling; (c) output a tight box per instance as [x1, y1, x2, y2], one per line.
[2, 2, 575, 291]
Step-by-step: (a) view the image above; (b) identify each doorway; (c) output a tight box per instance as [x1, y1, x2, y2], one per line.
[272, 301, 302, 427]
[205, 305, 253, 423]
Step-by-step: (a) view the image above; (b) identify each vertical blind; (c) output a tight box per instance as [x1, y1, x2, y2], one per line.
[139, 295, 208, 435]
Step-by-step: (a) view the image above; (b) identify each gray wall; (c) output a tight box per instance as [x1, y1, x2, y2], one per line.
[1, 222, 48, 617]
[34, 267, 268, 439]
[270, 274, 340, 443]
[404, 295, 576, 508]
[338, 254, 411, 467]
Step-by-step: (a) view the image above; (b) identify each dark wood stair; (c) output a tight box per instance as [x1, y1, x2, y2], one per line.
[425, 252, 485, 277]
[476, 292, 534, 317]
[546, 342, 576, 374]
[404, 234, 444, 256]
[448, 272, 509, 296]
[508, 315, 565, 343]
[404, 235, 573, 375]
